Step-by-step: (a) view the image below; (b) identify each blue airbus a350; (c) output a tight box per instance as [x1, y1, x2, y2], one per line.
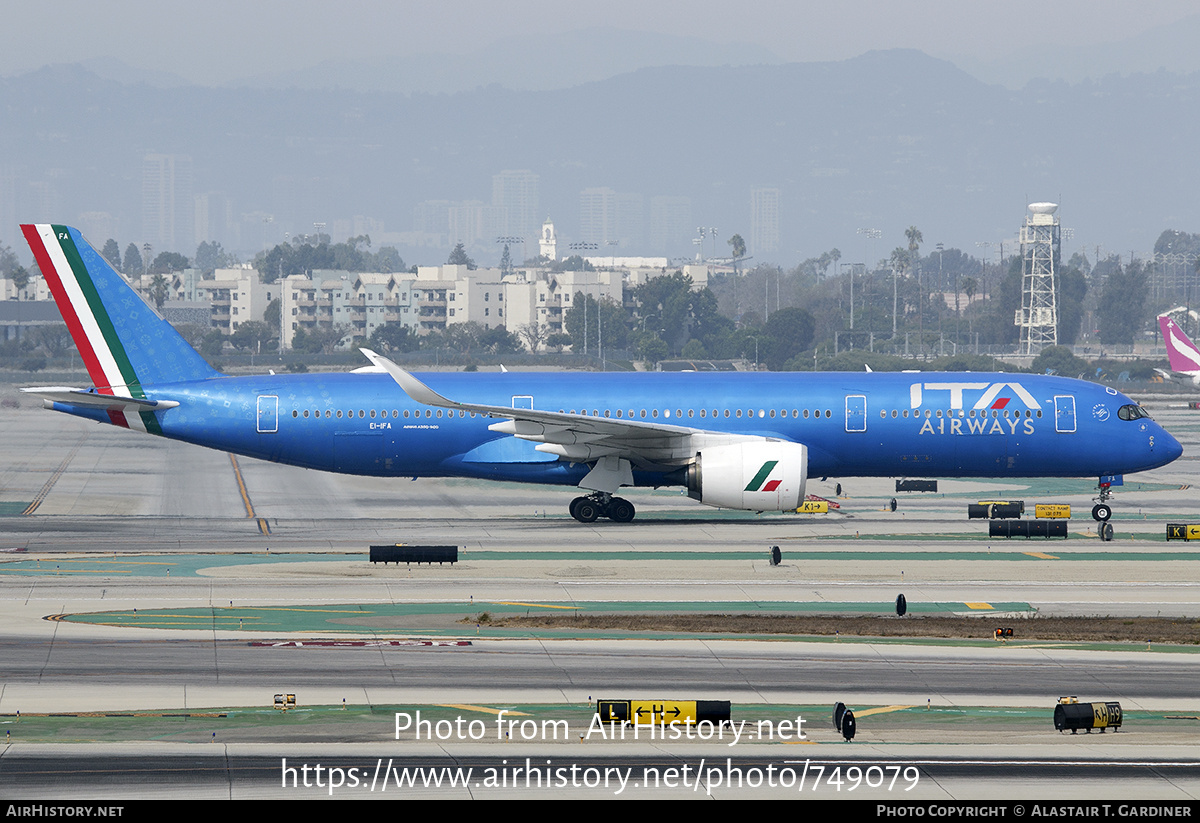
[19, 224, 1182, 523]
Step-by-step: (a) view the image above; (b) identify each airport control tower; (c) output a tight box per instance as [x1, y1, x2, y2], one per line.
[1015, 202, 1060, 355]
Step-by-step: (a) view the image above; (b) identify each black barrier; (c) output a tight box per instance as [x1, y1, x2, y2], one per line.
[988, 519, 1068, 539]
[841, 709, 856, 741]
[968, 501, 1025, 519]
[1053, 701, 1122, 734]
[769, 545, 781, 566]
[895, 594, 907, 616]
[896, 479, 937, 492]
[369, 545, 458, 565]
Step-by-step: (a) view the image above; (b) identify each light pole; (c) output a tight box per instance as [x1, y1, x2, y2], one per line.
[568, 241, 597, 356]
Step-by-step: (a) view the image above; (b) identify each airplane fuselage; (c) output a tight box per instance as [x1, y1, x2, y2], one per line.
[50, 370, 1178, 486]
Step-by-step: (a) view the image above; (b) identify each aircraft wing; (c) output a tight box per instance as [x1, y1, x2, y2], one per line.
[360, 349, 761, 469]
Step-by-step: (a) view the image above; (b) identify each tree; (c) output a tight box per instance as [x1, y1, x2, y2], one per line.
[263, 298, 281, 330]
[149, 251, 189, 274]
[564, 293, 626, 354]
[1097, 260, 1149, 345]
[200, 330, 226, 358]
[728, 234, 746, 260]
[292, 324, 350, 354]
[230, 321, 276, 354]
[149, 273, 169, 310]
[123, 243, 143, 276]
[500, 244, 513, 276]
[517, 322, 548, 353]
[479, 326, 523, 354]
[101, 239, 121, 270]
[447, 243, 476, 270]
[367, 322, 418, 354]
[1, 243, 30, 296]
[9, 264, 30, 295]
[195, 241, 230, 274]
[28, 324, 72, 358]
[1031, 345, 1088, 377]
[546, 332, 573, 352]
[762, 307, 816, 370]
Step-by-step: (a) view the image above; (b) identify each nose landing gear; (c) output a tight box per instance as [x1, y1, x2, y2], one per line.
[1092, 479, 1113, 522]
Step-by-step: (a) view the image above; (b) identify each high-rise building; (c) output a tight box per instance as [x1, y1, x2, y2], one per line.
[750, 187, 780, 258]
[579, 187, 616, 245]
[492, 169, 539, 242]
[142, 154, 193, 254]
[649, 196, 692, 257]
[579, 187, 643, 249]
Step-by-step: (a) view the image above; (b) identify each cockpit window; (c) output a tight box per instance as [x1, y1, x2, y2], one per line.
[1117, 404, 1152, 421]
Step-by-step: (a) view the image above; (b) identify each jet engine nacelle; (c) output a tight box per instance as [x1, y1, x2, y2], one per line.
[686, 441, 808, 511]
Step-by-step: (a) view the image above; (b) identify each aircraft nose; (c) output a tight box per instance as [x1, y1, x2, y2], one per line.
[1161, 428, 1184, 464]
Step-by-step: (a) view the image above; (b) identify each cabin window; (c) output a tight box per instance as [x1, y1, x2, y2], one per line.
[735, 409, 742, 418]
[723, 409, 730, 418]
[292, 410, 298, 418]
[370, 410, 376, 418]
[803, 409, 809, 419]
[770, 410, 777, 418]
[652, 409, 658, 418]
[436, 410, 443, 418]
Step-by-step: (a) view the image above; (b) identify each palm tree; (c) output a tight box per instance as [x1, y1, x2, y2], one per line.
[906, 226, 924, 356]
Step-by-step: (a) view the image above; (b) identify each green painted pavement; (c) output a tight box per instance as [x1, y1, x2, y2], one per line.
[4, 703, 1182, 744]
[5, 547, 1200, 578]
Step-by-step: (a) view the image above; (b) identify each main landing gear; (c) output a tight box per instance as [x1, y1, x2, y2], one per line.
[569, 493, 636, 523]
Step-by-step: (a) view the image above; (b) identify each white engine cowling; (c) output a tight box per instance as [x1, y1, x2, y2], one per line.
[686, 441, 808, 511]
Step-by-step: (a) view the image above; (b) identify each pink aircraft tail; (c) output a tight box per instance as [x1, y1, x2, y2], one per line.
[1160, 315, 1200, 374]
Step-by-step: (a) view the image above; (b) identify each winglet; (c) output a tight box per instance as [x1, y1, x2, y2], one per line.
[359, 348, 459, 408]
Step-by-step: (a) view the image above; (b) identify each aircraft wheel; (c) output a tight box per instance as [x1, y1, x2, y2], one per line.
[574, 500, 600, 523]
[1092, 503, 1112, 522]
[607, 498, 636, 523]
[569, 496, 586, 521]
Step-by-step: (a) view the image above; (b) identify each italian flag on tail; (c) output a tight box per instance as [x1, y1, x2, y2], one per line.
[20, 224, 216, 432]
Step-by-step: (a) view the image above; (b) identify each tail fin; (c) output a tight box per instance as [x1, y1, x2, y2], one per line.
[21, 224, 220, 393]
[1159, 315, 1200, 375]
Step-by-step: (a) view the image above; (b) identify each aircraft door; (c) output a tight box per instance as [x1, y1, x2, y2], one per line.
[845, 395, 867, 432]
[256, 395, 278, 433]
[1054, 395, 1076, 433]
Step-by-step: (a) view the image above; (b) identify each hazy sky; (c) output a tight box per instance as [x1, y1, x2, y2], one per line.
[4, 0, 1198, 85]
